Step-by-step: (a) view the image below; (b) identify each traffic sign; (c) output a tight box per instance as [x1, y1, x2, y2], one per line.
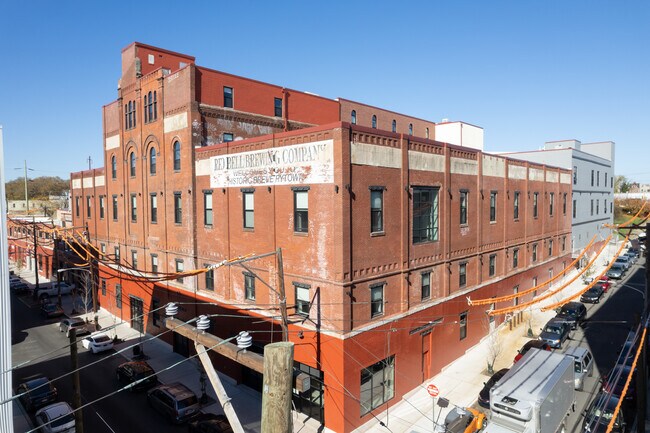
[427, 383, 439, 397]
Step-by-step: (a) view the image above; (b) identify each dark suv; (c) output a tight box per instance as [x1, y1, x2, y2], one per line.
[116, 361, 158, 391]
[15, 374, 58, 412]
[147, 382, 200, 423]
[555, 302, 587, 330]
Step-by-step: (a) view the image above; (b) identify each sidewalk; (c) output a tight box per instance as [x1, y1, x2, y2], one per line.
[354, 240, 622, 433]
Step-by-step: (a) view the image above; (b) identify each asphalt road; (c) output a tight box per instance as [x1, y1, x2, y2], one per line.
[11, 290, 188, 433]
[558, 259, 646, 433]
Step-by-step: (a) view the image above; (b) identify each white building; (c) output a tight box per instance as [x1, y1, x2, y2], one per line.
[500, 140, 615, 258]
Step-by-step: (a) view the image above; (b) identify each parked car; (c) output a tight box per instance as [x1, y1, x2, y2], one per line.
[513, 340, 552, 363]
[34, 401, 76, 433]
[188, 412, 233, 433]
[555, 301, 587, 330]
[565, 346, 594, 390]
[617, 330, 639, 367]
[539, 318, 571, 349]
[614, 256, 631, 271]
[59, 317, 89, 337]
[35, 282, 75, 301]
[478, 368, 509, 408]
[116, 361, 159, 391]
[81, 333, 113, 354]
[582, 392, 626, 433]
[580, 285, 604, 304]
[602, 364, 636, 401]
[41, 303, 65, 319]
[597, 277, 611, 292]
[606, 264, 625, 280]
[147, 382, 200, 424]
[15, 374, 58, 412]
[10, 282, 30, 295]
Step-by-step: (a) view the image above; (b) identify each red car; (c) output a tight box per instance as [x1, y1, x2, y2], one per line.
[513, 340, 552, 363]
[597, 278, 611, 292]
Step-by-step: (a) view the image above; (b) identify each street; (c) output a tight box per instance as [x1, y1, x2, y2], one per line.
[11, 290, 187, 432]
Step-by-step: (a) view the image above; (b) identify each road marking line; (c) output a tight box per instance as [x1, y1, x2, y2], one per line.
[96, 411, 117, 433]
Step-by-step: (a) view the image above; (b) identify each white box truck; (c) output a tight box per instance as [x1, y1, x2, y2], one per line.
[484, 348, 575, 433]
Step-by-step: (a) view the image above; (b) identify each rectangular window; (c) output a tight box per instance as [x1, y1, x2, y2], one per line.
[360, 355, 395, 416]
[573, 199, 577, 218]
[293, 189, 308, 233]
[562, 236, 566, 251]
[604, 199, 607, 214]
[460, 190, 468, 225]
[413, 187, 439, 243]
[243, 190, 254, 229]
[274, 97, 282, 117]
[99, 196, 105, 219]
[205, 267, 214, 291]
[532, 244, 538, 262]
[175, 259, 184, 283]
[549, 192, 554, 216]
[597, 171, 600, 186]
[548, 240, 553, 257]
[533, 192, 539, 218]
[223, 133, 234, 142]
[100, 243, 106, 254]
[151, 254, 158, 273]
[513, 286, 519, 306]
[115, 284, 122, 308]
[596, 200, 599, 214]
[370, 188, 384, 233]
[152, 298, 160, 327]
[75, 197, 80, 217]
[114, 246, 120, 263]
[590, 199, 594, 216]
[490, 191, 497, 222]
[245, 273, 255, 300]
[421, 272, 431, 300]
[150, 193, 158, 223]
[295, 283, 310, 317]
[459, 263, 467, 287]
[112, 195, 118, 221]
[489, 254, 496, 277]
[460, 311, 468, 340]
[562, 193, 567, 215]
[204, 191, 213, 226]
[513, 248, 519, 268]
[101, 279, 106, 296]
[131, 250, 138, 269]
[610, 202, 613, 213]
[573, 166, 577, 184]
[591, 170, 594, 186]
[514, 191, 520, 220]
[223, 86, 233, 108]
[174, 192, 182, 224]
[86, 196, 91, 218]
[370, 284, 384, 318]
[130, 194, 137, 222]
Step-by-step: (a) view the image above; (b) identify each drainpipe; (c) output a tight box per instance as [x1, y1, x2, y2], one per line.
[282, 88, 288, 132]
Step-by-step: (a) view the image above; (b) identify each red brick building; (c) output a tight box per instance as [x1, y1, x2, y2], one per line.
[70, 43, 573, 432]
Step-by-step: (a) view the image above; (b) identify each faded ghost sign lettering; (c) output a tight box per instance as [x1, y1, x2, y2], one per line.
[210, 140, 334, 187]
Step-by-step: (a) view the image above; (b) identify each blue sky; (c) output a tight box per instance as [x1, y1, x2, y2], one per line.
[1, 1, 648, 183]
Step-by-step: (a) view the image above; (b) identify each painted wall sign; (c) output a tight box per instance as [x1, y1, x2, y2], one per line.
[210, 139, 334, 188]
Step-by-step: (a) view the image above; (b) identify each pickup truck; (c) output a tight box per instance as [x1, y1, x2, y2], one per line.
[34, 282, 75, 301]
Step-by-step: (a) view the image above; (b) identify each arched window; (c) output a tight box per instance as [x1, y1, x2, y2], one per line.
[426, 127, 430, 139]
[409, 123, 413, 135]
[149, 147, 157, 175]
[129, 152, 136, 177]
[392, 120, 396, 133]
[173, 141, 181, 171]
[351, 110, 357, 125]
[372, 115, 377, 129]
[111, 155, 117, 179]
[147, 91, 153, 123]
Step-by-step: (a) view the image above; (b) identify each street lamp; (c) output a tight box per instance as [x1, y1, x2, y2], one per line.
[57, 266, 98, 330]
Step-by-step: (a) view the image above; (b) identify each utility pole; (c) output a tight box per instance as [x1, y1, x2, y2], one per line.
[87, 156, 92, 170]
[23, 160, 29, 213]
[69, 328, 84, 433]
[276, 248, 289, 342]
[639, 222, 650, 433]
[32, 216, 39, 290]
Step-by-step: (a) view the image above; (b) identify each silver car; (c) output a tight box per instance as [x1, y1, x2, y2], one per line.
[565, 346, 594, 390]
[35, 401, 76, 433]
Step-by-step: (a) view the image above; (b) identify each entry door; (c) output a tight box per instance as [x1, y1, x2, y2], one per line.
[130, 296, 144, 333]
[422, 332, 431, 382]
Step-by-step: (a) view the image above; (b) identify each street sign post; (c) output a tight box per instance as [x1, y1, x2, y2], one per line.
[427, 384, 439, 431]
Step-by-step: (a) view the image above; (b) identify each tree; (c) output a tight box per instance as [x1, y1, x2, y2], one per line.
[614, 175, 631, 193]
[5, 176, 68, 200]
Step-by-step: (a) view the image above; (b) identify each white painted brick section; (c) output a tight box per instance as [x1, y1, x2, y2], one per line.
[164, 112, 188, 134]
[195, 159, 210, 177]
[560, 173, 571, 184]
[408, 151, 444, 172]
[546, 171, 559, 183]
[450, 157, 478, 175]
[508, 165, 527, 180]
[351, 142, 401, 169]
[82, 177, 93, 188]
[105, 135, 120, 150]
[95, 175, 105, 187]
[72, 179, 82, 189]
[482, 155, 506, 178]
[529, 168, 545, 182]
